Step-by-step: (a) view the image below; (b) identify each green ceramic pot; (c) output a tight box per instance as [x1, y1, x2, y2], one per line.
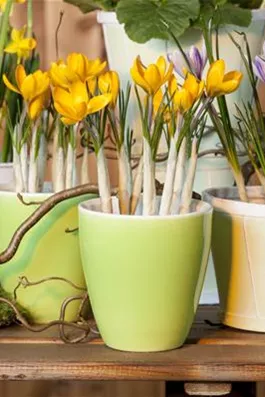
[0, 189, 95, 324]
[79, 197, 212, 352]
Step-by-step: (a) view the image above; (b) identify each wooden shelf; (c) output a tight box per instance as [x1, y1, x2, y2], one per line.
[1, 306, 265, 382]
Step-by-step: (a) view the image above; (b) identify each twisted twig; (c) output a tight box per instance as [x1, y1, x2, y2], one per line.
[17, 193, 44, 206]
[0, 184, 117, 265]
[0, 297, 89, 334]
[13, 275, 86, 300]
[58, 295, 90, 344]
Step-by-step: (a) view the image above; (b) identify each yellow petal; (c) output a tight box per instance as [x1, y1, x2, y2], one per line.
[4, 42, 19, 54]
[174, 89, 193, 113]
[153, 89, 163, 114]
[99, 71, 119, 106]
[156, 56, 166, 78]
[168, 75, 178, 98]
[67, 53, 87, 82]
[206, 59, 225, 97]
[20, 74, 36, 100]
[3, 74, 20, 94]
[28, 94, 45, 120]
[53, 87, 76, 117]
[61, 116, 77, 125]
[144, 64, 161, 95]
[87, 77, 97, 95]
[130, 56, 151, 94]
[19, 38, 37, 51]
[217, 72, 243, 96]
[69, 80, 89, 105]
[87, 94, 111, 114]
[15, 64, 26, 91]
[162, 62, 174, 85]
[86, 58, 106, 77]
[11, 27, 26, 42]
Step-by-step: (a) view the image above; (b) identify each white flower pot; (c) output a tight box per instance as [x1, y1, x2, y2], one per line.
[203, 186, 265, 332]
[0, 162, 14, 190]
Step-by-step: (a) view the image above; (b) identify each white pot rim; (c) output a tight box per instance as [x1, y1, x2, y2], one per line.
[79, 196, 212, 220]
[97, 9, 265, 25]
[0, 162, 13, 168]
[203, 186, 265, 217]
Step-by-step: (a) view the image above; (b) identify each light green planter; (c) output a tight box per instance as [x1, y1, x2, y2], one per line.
[0, 189, 95, 324]
[79, 197, 212, 352]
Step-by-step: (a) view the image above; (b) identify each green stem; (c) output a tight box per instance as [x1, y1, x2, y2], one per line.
[27, 0, 33, 38]
[0, 0, 13, 58]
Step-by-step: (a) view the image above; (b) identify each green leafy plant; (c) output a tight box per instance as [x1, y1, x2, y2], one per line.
[64, 0, 259, 43]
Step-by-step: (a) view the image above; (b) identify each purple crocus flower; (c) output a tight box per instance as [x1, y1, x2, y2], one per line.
[253, 55, 265, 83]
[167, 42, 207, 80]
[253, 41, 265, 83]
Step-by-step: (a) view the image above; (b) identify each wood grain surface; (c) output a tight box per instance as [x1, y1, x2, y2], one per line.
[0, 306, 265, 382]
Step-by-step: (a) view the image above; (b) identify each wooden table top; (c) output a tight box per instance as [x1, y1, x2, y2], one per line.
[1, 306, 265, 382]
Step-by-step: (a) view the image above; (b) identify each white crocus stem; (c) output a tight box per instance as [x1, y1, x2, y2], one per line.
[28, 123, 39, 193]
[81, 146, 90, 185]
[159, 134, 178, 216]
[20, 142, 28, 192]
[65, 125, 77, 189]
[15, 106, 28, 192]
[171, 137, 187, 215]
[143, 137, 156, 216]
[65, 142, 75, 189]
[54, 146, 65, 193]
[13, 144, 24, 193]
[232, 168, 248, 202]
[130, 155, 143, 215]
[180, 138, 198, 215]
[118, 144, 132, 215]
[37, 134, 47, 192]
[97, 146, 113, 213]
[52, 128, 59, 190]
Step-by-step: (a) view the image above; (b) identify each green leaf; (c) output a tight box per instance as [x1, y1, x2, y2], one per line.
[213, 4, 252, 26]
[116, 0, 200, 43]
[63, 0, 118, 12]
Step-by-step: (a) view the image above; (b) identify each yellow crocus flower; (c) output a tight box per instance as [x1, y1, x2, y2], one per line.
[52, 80, 111, 125]
[67, 53, 106, 82]
[130, 56, 173, 96]
[98, 71, 119, 107]
[0, 0, 25, 12]
[169, 73, 204, 113]
[49, 54, 107, 89]
[49, 60, 79, 89]
[206, 59, 242, 97]
[5, 27, 36, 60]
[3, 65, 50, 119]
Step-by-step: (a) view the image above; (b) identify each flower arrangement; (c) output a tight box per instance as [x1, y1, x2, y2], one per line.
[0, 0, 38, 163]
[3, 37, 243, 215]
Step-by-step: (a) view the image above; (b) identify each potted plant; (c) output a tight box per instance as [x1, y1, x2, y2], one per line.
[0, 0, 37, 188]
[75, 50, 247, 351]
[201, 32, 265, 332]
[0, 38, 112, 322]
[64, 0, 263, 304]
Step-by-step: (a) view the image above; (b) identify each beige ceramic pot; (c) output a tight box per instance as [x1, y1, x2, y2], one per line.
[203, 186, 265, 332]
